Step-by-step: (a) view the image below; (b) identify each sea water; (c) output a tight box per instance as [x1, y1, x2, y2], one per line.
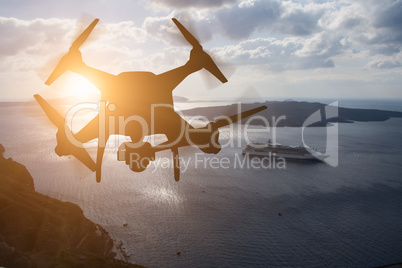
[1, 100, 402, 267]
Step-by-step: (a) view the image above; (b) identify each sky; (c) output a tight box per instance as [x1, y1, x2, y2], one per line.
[1, 0, 402, 101]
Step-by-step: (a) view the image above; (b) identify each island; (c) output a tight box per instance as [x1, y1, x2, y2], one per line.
[182, 101, 402, 127]
[3, 99, 401, 127]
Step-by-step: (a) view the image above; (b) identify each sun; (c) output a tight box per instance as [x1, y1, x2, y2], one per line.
[64, 75, 99, 99]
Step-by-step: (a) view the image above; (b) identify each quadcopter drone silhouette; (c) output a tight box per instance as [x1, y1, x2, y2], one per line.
[35, 18, 267, 182]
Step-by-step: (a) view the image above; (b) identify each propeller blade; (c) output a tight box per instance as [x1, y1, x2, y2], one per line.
[44, 55, 69, 86]
[71, 18, 99, 49]
[172, 18, 201, 49]
[34, 94, 65, 128]
[34, 94, 96, 172]
[44, 19, 99, 86]
[172, 18, 228, 83]
[213, 105, 267, 128]
[203, 51, 228, 83]
[202, 56, 236, 89]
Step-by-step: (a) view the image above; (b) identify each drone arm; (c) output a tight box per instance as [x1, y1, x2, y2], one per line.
[157, 63, 200, 92]
[70, 64, 116, 95]
[73, 114, 100, 144]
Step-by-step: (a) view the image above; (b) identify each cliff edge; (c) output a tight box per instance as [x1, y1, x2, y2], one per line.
[0, 144, 143, 268]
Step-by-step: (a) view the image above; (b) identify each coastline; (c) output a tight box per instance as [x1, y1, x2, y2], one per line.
[0, 144, 143, 268]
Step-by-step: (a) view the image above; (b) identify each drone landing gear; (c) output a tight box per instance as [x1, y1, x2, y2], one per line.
[117, 142, 181, 181]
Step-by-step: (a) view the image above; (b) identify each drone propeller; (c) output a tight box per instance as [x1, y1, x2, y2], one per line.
[172, 18, 228, 84]
[33, 94, 96, 172]
[45, 18, 99, 86]
[33, 94, 65, 129]
[172, 18, 201, 49]
[71, 18, 99, 49]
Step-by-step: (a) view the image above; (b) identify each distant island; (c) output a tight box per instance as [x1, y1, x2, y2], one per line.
[0, 144, 142, 268]
[182, 101, 402, 127]
[2, 99, 401, 127]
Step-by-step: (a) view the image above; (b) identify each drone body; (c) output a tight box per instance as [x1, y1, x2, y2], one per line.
[35, 18, 266, 182]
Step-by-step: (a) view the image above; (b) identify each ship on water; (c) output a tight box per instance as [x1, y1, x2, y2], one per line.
[242, 139, 328, 161]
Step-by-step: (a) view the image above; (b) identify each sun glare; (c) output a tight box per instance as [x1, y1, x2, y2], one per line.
[64, 76, 99, 99]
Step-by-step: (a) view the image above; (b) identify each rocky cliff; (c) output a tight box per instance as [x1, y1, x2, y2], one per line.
[0, 144, 143, 268]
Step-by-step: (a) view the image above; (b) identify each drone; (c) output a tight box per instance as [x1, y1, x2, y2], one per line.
[35, 18, 266, 182]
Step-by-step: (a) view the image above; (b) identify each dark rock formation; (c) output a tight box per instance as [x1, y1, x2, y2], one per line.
[0, 144, 143, 268]
[182, 101, 402, 127]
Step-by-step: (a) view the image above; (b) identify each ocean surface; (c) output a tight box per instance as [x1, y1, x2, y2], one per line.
[1, 99, 402, 267]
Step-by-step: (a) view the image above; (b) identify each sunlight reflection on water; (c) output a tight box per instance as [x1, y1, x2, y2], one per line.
[1, 102, 402, 267]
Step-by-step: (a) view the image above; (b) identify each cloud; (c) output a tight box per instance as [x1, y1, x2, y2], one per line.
[0, 17, 147, 73]
[110, 0, 402, 73]
[320, 0, 402, 56]
[368, 1, 402, 54]
[212, 36, 335, 71]
[374, 0, 402, 33]
[272, 1, 328, 36]
[142, 0, 326, 43]
[149, 0, 236, 9]
[212, 0, 402, 70]
[142, 46, 189, 73]
[366, 60, 402, 69]
[214, 0, 333, 40]
[102, 21, 147, 44]
[142, 12, 217, 49]
[0, 17, 74, 58]
[2, 0, 402, 93]
[137, 1, 340, 72]
[143, 14, 185, 46]
[216, 0, 282, 40]
[295, 32, 347, 59]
